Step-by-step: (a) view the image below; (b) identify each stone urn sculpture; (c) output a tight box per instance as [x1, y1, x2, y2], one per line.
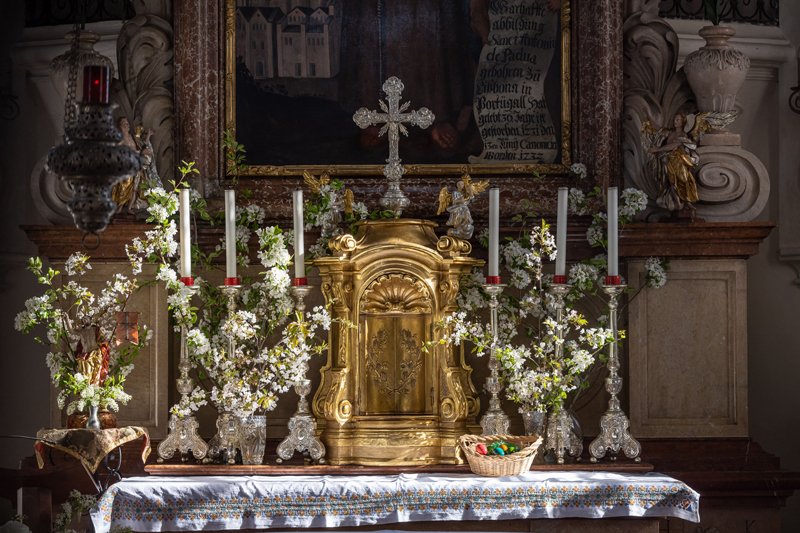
[684, 25, 750, 114]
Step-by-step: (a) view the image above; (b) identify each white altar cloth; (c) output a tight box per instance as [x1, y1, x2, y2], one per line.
[91, 471, 700, 532]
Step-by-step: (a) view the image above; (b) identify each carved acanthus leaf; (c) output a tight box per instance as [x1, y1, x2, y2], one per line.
[623, 7, 694, 209]
[113, 13, 174, 182]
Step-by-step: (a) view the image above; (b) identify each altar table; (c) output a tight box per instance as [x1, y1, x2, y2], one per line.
[91, 471, 699, 532]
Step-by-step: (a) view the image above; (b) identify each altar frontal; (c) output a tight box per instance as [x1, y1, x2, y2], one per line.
[92, 471, 700, 532]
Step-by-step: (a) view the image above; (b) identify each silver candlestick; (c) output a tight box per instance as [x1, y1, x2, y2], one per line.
[158, 283, 209, 462]
[213, 282, 242, 465]
[546, 283, 583, 464]
[589, 283, 642, 463]
[480, 283, 510, 435]
[276, 283, 326, 464]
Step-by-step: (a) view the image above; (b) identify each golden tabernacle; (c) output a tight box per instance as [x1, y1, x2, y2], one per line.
[312, 219, 482, 465]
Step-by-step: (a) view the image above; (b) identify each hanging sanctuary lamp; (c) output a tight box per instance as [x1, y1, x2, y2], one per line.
[46, 20, 141, 240]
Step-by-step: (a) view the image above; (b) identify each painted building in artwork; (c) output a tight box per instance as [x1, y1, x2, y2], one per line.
[236, 0, 341, 80]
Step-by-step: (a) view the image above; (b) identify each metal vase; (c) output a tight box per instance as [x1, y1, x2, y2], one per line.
[86, 405, 101, 430]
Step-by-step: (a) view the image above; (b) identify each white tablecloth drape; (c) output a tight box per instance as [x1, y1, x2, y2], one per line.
[91, 471, 700, 532]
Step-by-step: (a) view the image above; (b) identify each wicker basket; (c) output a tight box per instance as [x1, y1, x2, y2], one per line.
[459, 434, 543, 477]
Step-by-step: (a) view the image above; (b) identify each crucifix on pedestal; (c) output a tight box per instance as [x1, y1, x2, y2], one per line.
[353, 76, 435, 216]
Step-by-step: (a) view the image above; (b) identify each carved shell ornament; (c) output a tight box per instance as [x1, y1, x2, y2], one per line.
[360, 274, 432, 314]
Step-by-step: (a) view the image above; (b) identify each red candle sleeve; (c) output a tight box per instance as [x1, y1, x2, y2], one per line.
[82, 65, 110, 104]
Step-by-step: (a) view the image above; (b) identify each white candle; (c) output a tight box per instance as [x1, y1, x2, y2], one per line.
[607, 186, 619, 278]
[293, 189, 305, 279]
[224, 189, 237, 279]
[488, 188, 500, 279]
[555, 187, 568, 277]
[179, 188, 191, 279]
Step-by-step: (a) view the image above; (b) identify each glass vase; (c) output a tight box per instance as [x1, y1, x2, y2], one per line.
[545, 407, 583, 464]
[238, 415, 267, 465]
[521, 410, 547, 437]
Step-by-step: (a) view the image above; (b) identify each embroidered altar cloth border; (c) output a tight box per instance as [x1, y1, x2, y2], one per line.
[92, 471, 699, 532]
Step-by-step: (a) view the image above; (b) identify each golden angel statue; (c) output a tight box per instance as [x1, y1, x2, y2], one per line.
[436, 174, 490, 239]
[642, 112, 721, 213]
[112, 117, 161, 215]
[343, 188, 354, 216]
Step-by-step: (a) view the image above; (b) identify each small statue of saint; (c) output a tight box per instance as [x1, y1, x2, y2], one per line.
[436, 174, 490, 240]
[642, 112, 712, 215]
[74, 326, 110, 386]
[112, 117, 161, 215]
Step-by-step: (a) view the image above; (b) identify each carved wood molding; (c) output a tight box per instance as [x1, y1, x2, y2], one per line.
[619, 221, 774, 259]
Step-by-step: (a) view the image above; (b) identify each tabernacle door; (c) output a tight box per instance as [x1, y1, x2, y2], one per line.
[359, 273, 433, 416]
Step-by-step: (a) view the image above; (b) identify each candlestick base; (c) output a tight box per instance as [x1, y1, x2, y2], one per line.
[588, 405, 641, 463]
[157, 414, 208, 461]
[276, 377, 326, 464]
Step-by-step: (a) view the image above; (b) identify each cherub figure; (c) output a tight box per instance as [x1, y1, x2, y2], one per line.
[302, 170, 330, 194]
[642, 112, 713, 214]
[436, 174, 490, 239]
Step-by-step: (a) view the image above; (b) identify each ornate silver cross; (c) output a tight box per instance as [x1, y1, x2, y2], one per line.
[353, 76, 434, 216]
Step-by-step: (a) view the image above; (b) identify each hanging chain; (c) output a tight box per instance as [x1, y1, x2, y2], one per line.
[62, 23, 81, 139]
[377, 0, 384, 83]
[63, 0, 87, 139]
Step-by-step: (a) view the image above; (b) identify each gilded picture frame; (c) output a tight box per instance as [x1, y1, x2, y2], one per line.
[224, 0, 572, 177]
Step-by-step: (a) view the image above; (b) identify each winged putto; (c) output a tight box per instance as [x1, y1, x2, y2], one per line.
[436, 174, 490, 240]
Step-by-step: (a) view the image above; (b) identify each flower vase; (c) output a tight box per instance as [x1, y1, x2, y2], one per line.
[86, 405, 101, 430]
[684, 25, 750, 115]
[68, 409, 117, 429]
[237, 415, 267, 465]
[545, 407, 583, 464]
[521, 410, 547, 437]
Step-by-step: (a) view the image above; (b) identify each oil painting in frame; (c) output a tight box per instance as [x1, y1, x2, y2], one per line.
[224, 0, 572, 177]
